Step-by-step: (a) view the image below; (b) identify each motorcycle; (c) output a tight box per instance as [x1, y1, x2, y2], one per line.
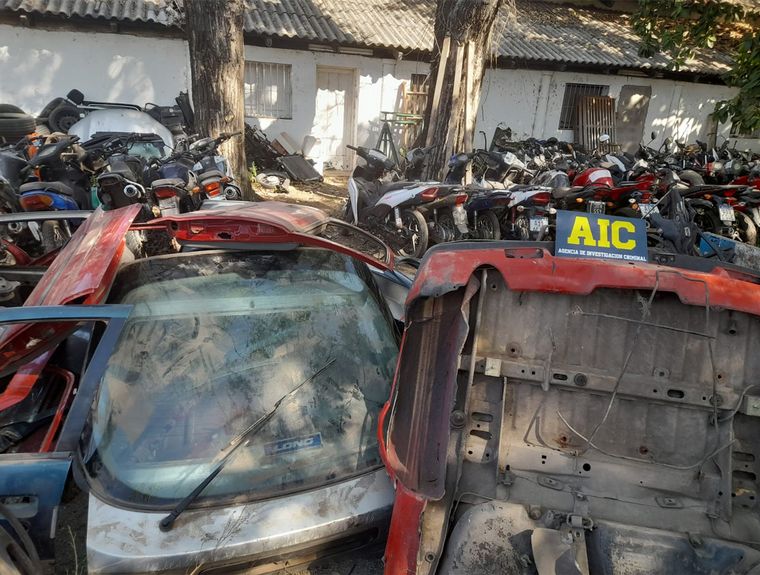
[345, 145, 465, 257]
[92, 136, 152, 217]
[15, 134, 93, 252]
[188, 133, 243, 201]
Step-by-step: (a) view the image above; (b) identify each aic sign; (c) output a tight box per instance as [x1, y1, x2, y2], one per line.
[556, 210, 648, 263]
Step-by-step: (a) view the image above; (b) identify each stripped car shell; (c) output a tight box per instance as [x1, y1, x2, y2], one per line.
[380, 243, 760, 575]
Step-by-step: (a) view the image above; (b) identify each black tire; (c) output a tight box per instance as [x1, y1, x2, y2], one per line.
[0, 113, 36, 142]
[514, 214, 531, 241]
[399, 209, 429, 258]
[0, 104, 24, 114]
[41, 221, 68, 253]
[693, 206, 722, 236]
[435, 210, 460, 244]
[48, 104, 81, 132]
[737, 211, 758, 245]
[475, 210, 502, 240]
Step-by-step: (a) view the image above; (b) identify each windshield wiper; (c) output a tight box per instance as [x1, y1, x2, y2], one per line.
[158, 358, 336, 532]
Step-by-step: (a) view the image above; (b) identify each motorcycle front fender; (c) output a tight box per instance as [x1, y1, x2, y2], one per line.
[348, 177, 360, 224]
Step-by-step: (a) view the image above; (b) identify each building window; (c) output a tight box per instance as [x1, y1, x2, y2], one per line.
[558, 83, 609, 130]
[244, 62, 292, 119]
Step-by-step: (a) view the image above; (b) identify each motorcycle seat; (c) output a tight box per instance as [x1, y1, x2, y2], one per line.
[19, 181, 74, 196]
[198, 169, 225, 182]
[151, 178, 185, 189]
[552, 186, 585, 199]
[379, 181, 416, 194]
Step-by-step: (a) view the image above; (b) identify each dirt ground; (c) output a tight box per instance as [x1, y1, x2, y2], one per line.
[254, 173, 349, 217]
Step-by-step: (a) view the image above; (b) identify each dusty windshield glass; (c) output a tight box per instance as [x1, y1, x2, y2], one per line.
[82, 250, 398, 507]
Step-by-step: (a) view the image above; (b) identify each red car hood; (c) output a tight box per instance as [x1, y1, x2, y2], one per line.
[380, 244, 760, 575]
[0, 205, 140, 374]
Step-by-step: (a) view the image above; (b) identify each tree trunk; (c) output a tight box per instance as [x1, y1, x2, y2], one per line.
[185, 0, 253, 199]
[422, 0, 511, 180]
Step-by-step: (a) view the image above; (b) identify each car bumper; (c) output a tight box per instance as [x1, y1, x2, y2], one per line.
[86, 468, 394, 574]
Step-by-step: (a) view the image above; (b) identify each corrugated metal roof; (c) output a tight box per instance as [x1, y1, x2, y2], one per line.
[0, 0, 733, 75]
[498, 2, 733, 74]
[0, 0, 179, 24]
[243, 0, 435, 52]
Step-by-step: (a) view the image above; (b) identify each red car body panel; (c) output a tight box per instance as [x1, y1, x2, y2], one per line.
[138, 201, 395, 271]
[0, 204, 140, 377]
[378, 244, 760, 575]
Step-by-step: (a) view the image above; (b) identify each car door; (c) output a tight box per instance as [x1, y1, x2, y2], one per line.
[0, 205, 140, 562]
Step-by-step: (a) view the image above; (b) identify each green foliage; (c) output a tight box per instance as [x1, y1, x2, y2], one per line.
[633, 0, 760, 134]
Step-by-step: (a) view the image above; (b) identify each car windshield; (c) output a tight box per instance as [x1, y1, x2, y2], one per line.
[80, 249, 398, 508]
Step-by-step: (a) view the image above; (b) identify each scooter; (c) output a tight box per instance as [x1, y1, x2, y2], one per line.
[345, 145, 465, 257]
[15, 135, 92, 252]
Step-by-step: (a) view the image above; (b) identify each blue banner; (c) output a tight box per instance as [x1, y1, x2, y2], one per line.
[555, 210, 648, 263]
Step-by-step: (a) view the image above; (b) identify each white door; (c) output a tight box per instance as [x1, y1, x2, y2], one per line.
[314, 67, 356, 171]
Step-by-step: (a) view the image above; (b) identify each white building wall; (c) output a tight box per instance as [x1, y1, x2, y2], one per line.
[242, 45, 429, 151]
[477, 68, 742, 150]
[1, 23, 751, 159]
[0, 24, 190, 115]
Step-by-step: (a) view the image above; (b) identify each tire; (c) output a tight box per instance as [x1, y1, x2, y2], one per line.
[41, 221, 68, 253]
[48, 104, 81, 132]
[0, 113, 36, 142]
[737, 211, 758, 245]
[434, 211, 458, 244]
[0, 104, 24, 114]
[475, 210, 502, 240]
[514, 214, 531, 241]
[693, 206, 722, 236]
[398, 209, 429, 258]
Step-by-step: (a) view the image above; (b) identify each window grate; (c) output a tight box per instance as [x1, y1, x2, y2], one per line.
[244, 62, 293, 119]
[558, 83, 609, 130]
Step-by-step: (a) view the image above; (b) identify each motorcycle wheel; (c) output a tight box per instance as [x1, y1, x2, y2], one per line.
[41, 221, 68, 253]
[737, 211, 758, 245]
[693, 207, 721, 236]
[399, 209, 429, 258]
[514, 214, 531, 241]
[435, 210, 461, 243]
[475, 210, 502, 240]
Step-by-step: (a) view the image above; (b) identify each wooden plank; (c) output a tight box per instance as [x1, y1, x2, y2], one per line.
[464, 41, 475, 184]
[425, 35, 451, 148]
[443, 41, 465, 165]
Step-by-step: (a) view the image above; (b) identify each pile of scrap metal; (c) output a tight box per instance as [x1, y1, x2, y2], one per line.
[245, 124, 323, 191]
[0, 90, 193, 146]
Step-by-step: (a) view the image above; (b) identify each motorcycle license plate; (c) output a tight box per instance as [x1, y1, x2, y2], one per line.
[587, 201, 606, 214]
[529, 217, 549, 232]
[719, 204, 736, 222]
[639, 203, 659, 217]
[159, 198, 180, 215]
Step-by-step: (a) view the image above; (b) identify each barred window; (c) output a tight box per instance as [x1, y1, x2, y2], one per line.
[558, 83, 609, 130]
[244, 62, 292, 119]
